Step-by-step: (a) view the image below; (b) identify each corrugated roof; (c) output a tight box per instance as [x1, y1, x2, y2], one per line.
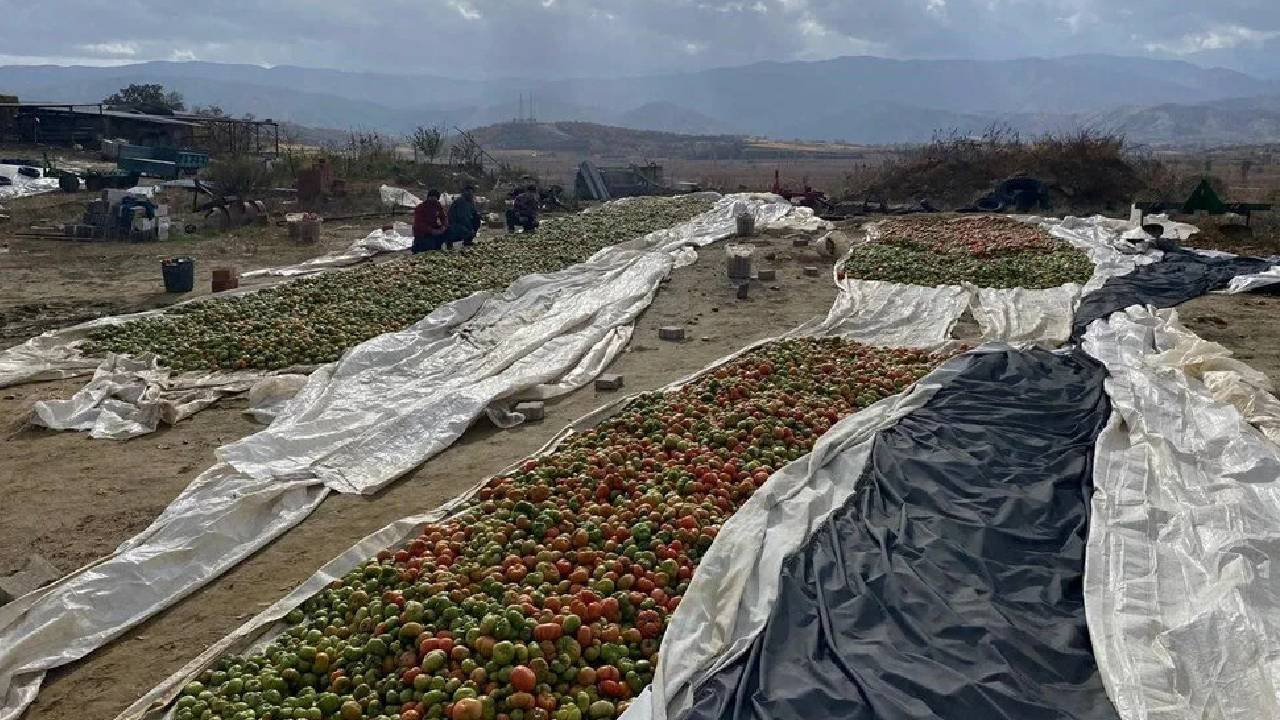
[32, 107, 198, 127]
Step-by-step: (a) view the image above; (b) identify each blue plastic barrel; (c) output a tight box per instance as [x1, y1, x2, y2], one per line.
[162, 256, 195, 293]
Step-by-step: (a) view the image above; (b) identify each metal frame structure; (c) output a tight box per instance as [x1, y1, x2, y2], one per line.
[175, 114, 280, 157]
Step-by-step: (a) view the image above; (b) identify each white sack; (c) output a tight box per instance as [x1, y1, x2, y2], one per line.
[1082, 306, 1280, 720]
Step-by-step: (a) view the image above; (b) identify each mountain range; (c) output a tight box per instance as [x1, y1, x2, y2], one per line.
[2, 55, 1279, 145]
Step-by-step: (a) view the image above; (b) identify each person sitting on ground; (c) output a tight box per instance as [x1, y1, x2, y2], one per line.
[411, 189, 448, 253]
[446, 184, 483, 248]
[506, 185, 540, 234]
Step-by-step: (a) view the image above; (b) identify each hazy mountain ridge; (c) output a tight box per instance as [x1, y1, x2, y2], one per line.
[2, 56, 1278, 144]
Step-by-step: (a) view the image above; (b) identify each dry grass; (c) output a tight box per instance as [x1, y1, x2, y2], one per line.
[842, 126, 1145, 212]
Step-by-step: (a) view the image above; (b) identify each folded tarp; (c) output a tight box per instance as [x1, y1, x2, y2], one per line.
[678, 348, 1117, 720]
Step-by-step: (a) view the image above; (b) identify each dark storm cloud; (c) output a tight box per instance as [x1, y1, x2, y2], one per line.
[0, 0, 1277, 75]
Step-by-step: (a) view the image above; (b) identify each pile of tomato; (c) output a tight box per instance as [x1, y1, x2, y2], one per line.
[842, 214, 1094, 289]
[176, 338, 959, 720]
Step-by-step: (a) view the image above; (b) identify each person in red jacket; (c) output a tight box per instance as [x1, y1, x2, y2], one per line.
[412, 189, 448, 253]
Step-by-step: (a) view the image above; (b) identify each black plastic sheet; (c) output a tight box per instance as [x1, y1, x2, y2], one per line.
[683, 349, 1117, 720]
[1071, 249, 1273, 340]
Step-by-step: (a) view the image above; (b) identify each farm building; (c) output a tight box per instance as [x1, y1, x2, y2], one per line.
[3, 103, 198, 147]
[0, 102, 279, 155]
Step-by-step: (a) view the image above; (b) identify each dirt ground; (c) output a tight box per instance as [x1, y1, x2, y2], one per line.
[1176, 293, 1280, 384]
[1, 227, 841, 720]
[1, 190, 404, 347]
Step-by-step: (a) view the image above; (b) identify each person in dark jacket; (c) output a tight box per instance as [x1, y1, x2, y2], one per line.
[412, 189, 448, 253]
[506, 185, 540, 234]
[445, 185, 482, 249]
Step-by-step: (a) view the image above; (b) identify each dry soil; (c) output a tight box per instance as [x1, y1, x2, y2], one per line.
[1, 190, 400, 348]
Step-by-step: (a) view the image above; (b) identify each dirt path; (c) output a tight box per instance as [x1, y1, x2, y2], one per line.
[5, 230, 840, 720]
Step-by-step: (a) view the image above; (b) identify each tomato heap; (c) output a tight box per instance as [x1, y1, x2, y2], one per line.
[842, 214, 1093, 289]
[82, 196, 713, 373]
[176, 338, 959, 720]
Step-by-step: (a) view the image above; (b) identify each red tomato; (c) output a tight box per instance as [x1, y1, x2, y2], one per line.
[511, 665, 537, 693]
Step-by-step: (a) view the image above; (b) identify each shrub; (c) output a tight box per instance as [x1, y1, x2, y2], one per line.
[204, 155, 276, 197]
[843, 125, 1147, 211]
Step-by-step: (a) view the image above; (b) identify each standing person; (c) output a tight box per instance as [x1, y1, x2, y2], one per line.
[446, 184, 483, 248]
[506, 184, 540, 234]
[412, 189, 448, 253]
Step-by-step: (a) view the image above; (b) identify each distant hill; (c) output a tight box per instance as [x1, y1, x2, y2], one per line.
[1088, 95, 1280, 145]
[466, 121, 746, 158]
[3, 56, 1280, 145]
[614, 102, 741, 136]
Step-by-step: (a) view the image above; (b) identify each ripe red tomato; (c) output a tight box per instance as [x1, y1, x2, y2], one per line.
[510, 665, 537, 692]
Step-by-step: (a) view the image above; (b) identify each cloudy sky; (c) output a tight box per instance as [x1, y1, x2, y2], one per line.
[1, 0, 1278, 77]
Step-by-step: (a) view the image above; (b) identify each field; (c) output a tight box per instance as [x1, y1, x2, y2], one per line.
[3, 133, 1280, 720]
[490, 150, 877, 196]
[2, 218, 852, 720]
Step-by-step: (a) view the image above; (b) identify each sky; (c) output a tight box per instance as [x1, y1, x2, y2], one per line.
[1, 0, 1278, 78]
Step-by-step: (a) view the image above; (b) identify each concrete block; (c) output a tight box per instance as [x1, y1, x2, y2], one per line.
[736, 283, 750, 300]
[803, 266, 821, 277]
[514, 401, 545, 422]
[756, 269, 777, 281]
[659, 326, 686, 341]
[792, 238, 810, 247]
[0, 554, 60, 605]
[595, 374, 624, 391]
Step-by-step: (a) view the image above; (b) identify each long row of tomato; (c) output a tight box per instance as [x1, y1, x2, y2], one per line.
[174, 338, 960, 720]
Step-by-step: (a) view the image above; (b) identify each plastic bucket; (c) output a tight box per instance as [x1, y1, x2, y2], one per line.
[162, 256, 195, 293]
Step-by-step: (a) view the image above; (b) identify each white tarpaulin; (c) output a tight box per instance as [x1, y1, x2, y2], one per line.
[0, 466, 328, 720]
[242, 221, 414, 279]
[0, 164, 60, 201]
[1226, 265, 1280, 294]
[220, 195, 806, 493]
[0, 193, 816, 720]
[1083, 306, 1280, 720]
[379, 183, 421, 209]
[30, 354, 260, 440]
[830, 214, 1171, 349]
[807, 276, 970, 347]
[964, 214, 1170, 346]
